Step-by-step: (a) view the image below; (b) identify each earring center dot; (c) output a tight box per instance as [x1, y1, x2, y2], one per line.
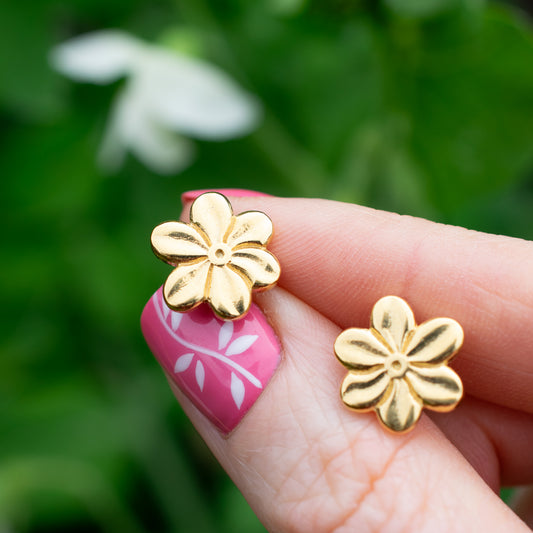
[208, 243, 231, 266]
[386, 354, 407, 378]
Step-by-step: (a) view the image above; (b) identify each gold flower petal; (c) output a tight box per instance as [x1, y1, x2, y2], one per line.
[341, 368, 392, 411]
[208, 265, 252, 320]
[230, 248, 280, 289]
[226, 210, 274, 248]
[334, 328, 390, 370]
[405, 366, 463, 411]
[190, 192, 233, 245]
[151, 221, 208, 264]
[405, 318, 464, 365]
[376, 378, 422, 433]
[371, 296, 415, 353]
[163, 260, 210, 312]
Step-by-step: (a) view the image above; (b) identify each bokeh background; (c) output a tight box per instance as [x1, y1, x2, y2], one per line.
[2, 0, 533, 531]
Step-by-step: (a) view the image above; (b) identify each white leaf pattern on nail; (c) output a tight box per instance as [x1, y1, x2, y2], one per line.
[195, 360, 205, 391]
[154, 295, 262, 387]
[218, 321, 234, 350]
[174, 352, 194, 373]
[153, 294, 264, 413]
[171, 311, 183, 331]
[226, 335, 258, 356]
[230, 373, 245, 409]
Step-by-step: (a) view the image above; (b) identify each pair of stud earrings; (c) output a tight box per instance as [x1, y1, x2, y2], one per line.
[150, 192, 463, 434]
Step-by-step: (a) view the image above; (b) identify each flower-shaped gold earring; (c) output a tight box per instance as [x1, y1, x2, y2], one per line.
[151, 192, 280, 320]
[334, 296, 463, 433]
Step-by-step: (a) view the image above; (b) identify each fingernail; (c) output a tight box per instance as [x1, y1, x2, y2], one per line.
[181, 188, 272, 204]
[141, 287, 281, 434]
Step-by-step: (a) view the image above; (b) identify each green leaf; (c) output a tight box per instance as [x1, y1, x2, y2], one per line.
[384, 0, 461, 18]
[386, 5, 533, 213]
[0, 4, 64, 119]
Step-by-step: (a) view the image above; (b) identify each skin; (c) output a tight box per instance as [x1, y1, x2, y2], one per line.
[167, 196, 533, 533]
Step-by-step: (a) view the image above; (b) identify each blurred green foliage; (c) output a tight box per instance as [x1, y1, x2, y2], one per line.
[1, 0, 533, 531]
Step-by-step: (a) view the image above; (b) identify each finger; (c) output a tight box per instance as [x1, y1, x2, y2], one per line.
[429, 396, 533, 489]
[216, 196, 533, 415]
[177, 192, 533, 486]
[142, 286, 527, 532]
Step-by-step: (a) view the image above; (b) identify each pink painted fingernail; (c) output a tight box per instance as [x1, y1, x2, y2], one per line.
[181, 188, 272, 204]
[141, 287, 281, 434]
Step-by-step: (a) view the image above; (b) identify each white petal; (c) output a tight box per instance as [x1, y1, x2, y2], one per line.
[99, 85, 195, 174]
[136, 49, 261, 140]
[131, 128, 194, 175]
[218, 321, 234, 350]
[162, 300, 170, 319]
[225, 335, 258, 356]
[97, 94, 128, 173]
[174, 353, 194, 373]
[195, 360, 205, 391]
[50, 30, 139, 84]
[230, 373, 245, 409]
[171, 311, 183, 331]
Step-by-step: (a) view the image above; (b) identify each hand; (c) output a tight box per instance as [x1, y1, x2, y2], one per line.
[144, 193, 533, 532]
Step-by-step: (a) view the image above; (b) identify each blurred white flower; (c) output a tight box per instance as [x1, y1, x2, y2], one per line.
[50, 30, 261, 174]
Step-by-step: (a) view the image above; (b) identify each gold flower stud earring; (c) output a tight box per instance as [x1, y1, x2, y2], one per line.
[334, 296, 464, 433]
[151, 192, 280, 320]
